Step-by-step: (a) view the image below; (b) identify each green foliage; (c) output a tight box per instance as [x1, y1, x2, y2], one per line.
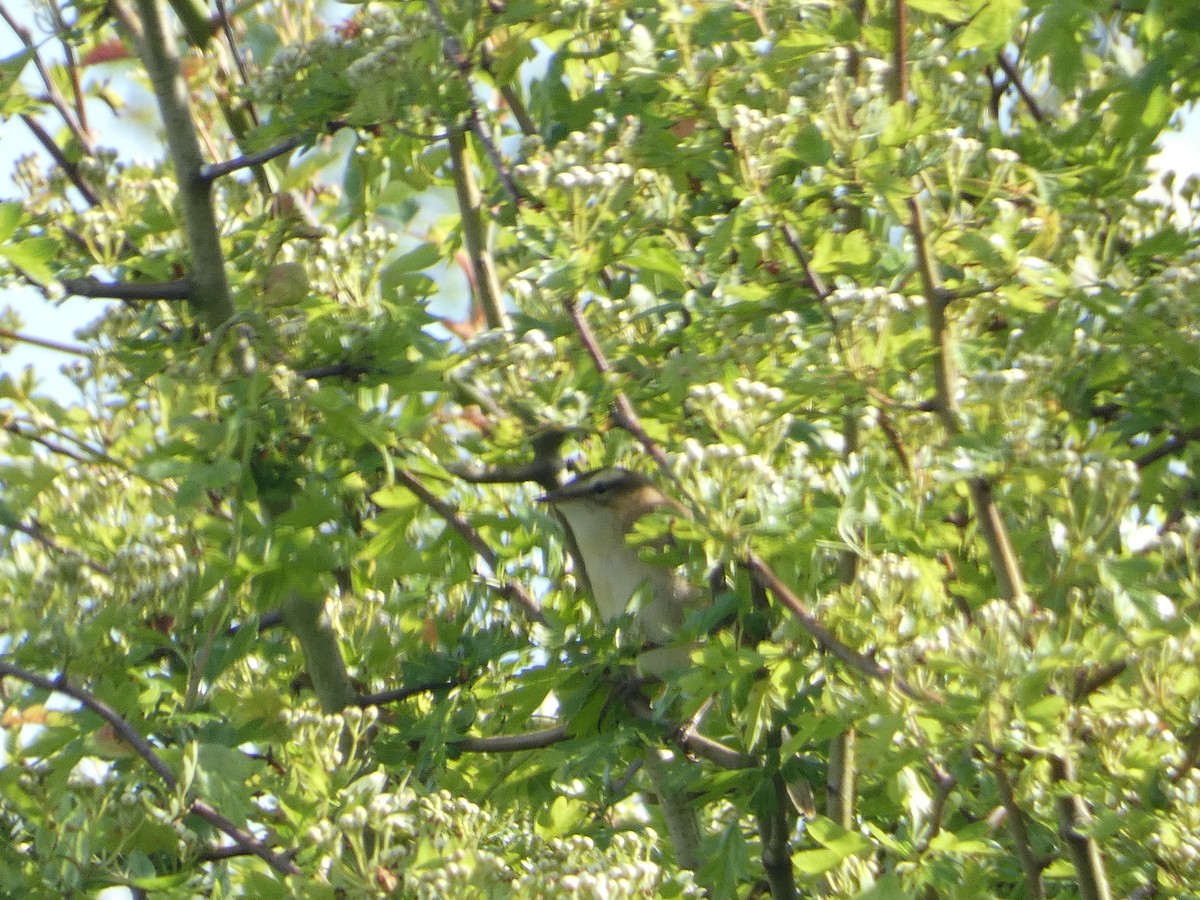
[1, 0, 1199, 897]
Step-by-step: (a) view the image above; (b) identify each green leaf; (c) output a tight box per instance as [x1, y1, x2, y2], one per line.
[0, 47, 32, 98]
[792, 847, 844, 874]
[0, 201, 22, 242]
[956, 0, 1021, 53]
[806, 815, 874, 857]
[1, 236, 58, 283]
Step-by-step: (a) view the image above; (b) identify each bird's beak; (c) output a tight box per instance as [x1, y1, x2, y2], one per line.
[536, 484, 572, 504]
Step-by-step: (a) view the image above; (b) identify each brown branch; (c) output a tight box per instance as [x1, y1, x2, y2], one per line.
[562, 298, 671, 469]
[396, 469, 544, 623]
[0, 660, 300, 877]
[17, 114, 102, 207]
[996, 52, 1046, 124]
[3, 421, 91, 465]
[908, 196, 1028, 605]
[1072, 659, 1130, 703]
[0, 5, 94, 153]
[1048, 754, 1112, 900]
[448, 430, 571, 491]
[746, 554, 931, 702]
[46, 1, 89, 137]
[294, 361, 371, 381]
[992, 757, 1048, 899]
[356, 678, 465, 707]
[61, 277, 192, 301]
[0, 327, 91, 356]
[5, 519, 111, 577]
[213, 0, 253, 89]
[424, 0, 521, 204]
[892, 0, 909, 102]
[447, 125, 508, 329]
[456, 724, 570, 752]
[623, 693, 756, 769]
[200, 133, 305, 181]
[1134, 426, 1200, 469]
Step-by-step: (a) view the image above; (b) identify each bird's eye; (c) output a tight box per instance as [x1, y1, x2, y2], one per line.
[592, 483, 608, 495]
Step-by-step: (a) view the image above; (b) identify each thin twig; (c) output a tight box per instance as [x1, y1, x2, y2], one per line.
[397, 470, 544, 623]
[746, 554, 931, 702]
[907, 195, 1028, 605]
[1134, 426, 1200, 469]
[200, 133, 305, 181]
[0, 660, 301, 877]
[996, 52, 1046, 123]
[992, 756, 1048, 899]
[456, 724, 570, 752]
[0, 327, 91, 356]
[1048, 754, 1112, 900]
[46, 1, 89, 136]
[0, 4, 94, 152]
[562, 299, 671, 469]
[3, 421, 90, 465]
[424, 0, 521, 204]
[213, 0, 253, 89]
[356, 678, 465, 707]
[623, 693, 756, 769]
[294, 361, 371, 381]
[6, 519, 111, 576]
[18, 114, 101, 206]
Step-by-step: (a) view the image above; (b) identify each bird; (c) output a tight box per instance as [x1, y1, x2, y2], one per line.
[538, 466, 704, 870]
[537, 467, 701, 662]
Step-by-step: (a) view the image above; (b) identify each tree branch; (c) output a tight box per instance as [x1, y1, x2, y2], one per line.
[456, 724, 570, 752]
[447, 125, 508, 330]
[562, 298, 671, 469]
[758, 730, 797, 900]
[1049, 754, 1112, 900]
[356, 678, 466, 707]
[0, 327, 91, 356]
[623, 693, 756, 770]
[397, 469, 544, 623]
[61, 277, 192, 301]
[0, 660, 300, 877]
[116, 0, 235, 327]
[199, 133, 306, 181]
[279, 590, 357, 714]
[0, 4, 94, 152]
[424, 0, 521, 204]
[908, 195, 1029, 605]
[746, 554, 931, 702]
[1134, 426, 1200, 469]
[4, 518, 111, 576]
[992, 756, 1048, 900]
[17, 114, 101, 207]
[996, 52, 1046, 124]
[892, 0, 909, 102]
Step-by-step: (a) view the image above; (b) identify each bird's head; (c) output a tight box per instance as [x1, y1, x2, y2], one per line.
[537, 467, 674, 531]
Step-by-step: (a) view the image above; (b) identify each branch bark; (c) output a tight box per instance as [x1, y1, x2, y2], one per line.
[116, 0, 235, 327]
[1049, 754, 1112, 900]
[61, 277, 192, 301]
[397, 469, 544, 623]
[0, 660, 300, 876]
[447, 126, 509, 331]
[907, 196, 1028, 606]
